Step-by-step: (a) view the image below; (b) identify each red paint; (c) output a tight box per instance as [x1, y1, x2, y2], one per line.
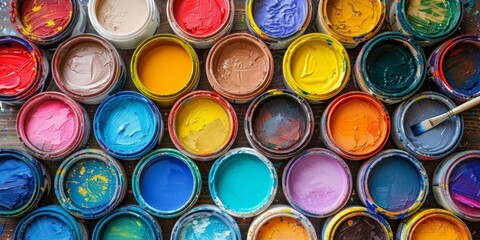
[173, 0, 228, 36]
[0, 42, 37, 96]
[21, 0, 73, 37]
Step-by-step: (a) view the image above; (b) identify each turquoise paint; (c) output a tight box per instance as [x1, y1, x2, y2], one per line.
[179, 214, 233, 239]
[100, 214, 153, 240]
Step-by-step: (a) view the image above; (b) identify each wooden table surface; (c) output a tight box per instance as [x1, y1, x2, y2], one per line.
[1, 0, 479, 239]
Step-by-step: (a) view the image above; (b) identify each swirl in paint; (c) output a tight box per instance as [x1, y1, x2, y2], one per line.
[406, 0, 455, 36]
[253, 0, 307, 37]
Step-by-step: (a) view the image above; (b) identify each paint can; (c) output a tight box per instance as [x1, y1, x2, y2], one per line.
[209, 148, 277, 218]
[16, 91, 90, 161]
[92, 205, 162, 240]
[131, 34, 200, 106]
[168, 90, 237, 161]
[397, 209, 472, 240]
[13, 205, 88, 240]
[166, 0, 234, 49]
[0, 36, 49, 105]
[10, 0, 86, 49]
[206, 33, 274, 103]
[247, 205, 317, 240]
[132, 148, 201, 218]
[283, 148, 351, 218]
[54, 149, 127, 219]
[428, 35, 480, 102]
[244, 89, 314, 160]
[357, 149, 428, 219]
[316, 0, 386, 48]
[320, 91, 390, 160]
[171, 204, 241, 240]
[283, 33, 350, 103]
[52, 34, 126, 105]
[93, 91, 163, 161]
[387, 0, 463, 46]
[391, 91, 463, 160]
[433, 150, 480, 222]
[245, 0, 312, 49]
[354, 32, 426, 104]
[88, 0, 160, 49]
[322, 206, 393, 240]
[0, 149, 50, 218]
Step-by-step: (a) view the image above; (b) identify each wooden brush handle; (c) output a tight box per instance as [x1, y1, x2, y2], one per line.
[449, 95, 480, 116]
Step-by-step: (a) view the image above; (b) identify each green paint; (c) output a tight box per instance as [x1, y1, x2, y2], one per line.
[406, 0, 457, 36]
[100, 215, 153, 240]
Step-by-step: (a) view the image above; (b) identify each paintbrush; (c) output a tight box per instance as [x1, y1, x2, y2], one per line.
[410, 95, 480, 136]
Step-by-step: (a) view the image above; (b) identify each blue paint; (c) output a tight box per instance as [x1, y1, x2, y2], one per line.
[0, 157, 34, 211]
[179, 214, 233, 239]
[443, 41, 480, 96]
[139, 155, 194, 212]
[24, 215, 75, 240]
[450, 159, 480, 210]
[253, 0, 307, 37]
[367, 157, 421, 211]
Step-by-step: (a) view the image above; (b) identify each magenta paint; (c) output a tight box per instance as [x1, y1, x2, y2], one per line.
[283, 148, 352, 218]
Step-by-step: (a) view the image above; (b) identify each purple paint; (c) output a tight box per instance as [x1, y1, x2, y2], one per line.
[449, 158, 480, 216]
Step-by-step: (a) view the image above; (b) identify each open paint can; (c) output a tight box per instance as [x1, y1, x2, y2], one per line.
[92, 205, 162, 239]
[10, 0, 86, 49]
[14, 205, 88, 240]
[16, 91, 90, 161]
[172, 204, 241, 239]
[0, 36, 49, 105]
[209, 148, 277, 218]
[321, 91, 390, 160]
[88, 0, 159, 49]
[322, 206, 393, 240]
[357, 149, 428, 219]
[428, 35, 480, 102]
[52, 34, 126, 104]
[283, 148, 352, 218]
[397, 209, 472, 240]
[283, 33, 350, 103]
[93, 91, 163, 160]
[247, 205, 316, 240]
[354, 32, 426, 104]
[433, 150, 480, 222]
[0, 149, 50, 218]
[54, 149, 127, 219]
[206, 33, 274, 103]
[168, 90, 238, 161]
[166, 0, 234, 49]
[392, 91, 463, 160]
[132, 148, 201, 218]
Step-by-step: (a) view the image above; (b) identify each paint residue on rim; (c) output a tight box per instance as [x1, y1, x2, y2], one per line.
[173, 0, 228, 36]
[256, 216, 309, 240]
[252, 0, 307, 37]
[20, 0, 73, 37]
[326, 0, 382, 36]
[0, 41, 36, 96]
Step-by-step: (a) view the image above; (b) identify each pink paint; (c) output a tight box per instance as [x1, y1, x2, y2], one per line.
[173, 0, 228, 36]
[285, 149, 351, 216]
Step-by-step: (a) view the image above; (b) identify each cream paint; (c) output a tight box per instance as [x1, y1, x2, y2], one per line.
[96, 0, 148, 34]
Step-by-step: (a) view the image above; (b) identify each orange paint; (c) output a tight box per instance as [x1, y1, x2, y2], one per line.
[257, 216, 309, 240]
[412, 216, 469, 240]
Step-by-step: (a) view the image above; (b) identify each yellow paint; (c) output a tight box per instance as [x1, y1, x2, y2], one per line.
[175, 97, 231, 155]
[80, 166, 86, 175]
[92, 174, 108, 183]
[32, 5, 42, 12]
[412, 216, 468, 240]
[138, 43, 193, 95]
[257, 216, 309, 240]
[326, 0, 382, 36]
[46, 20, 55, 26]
[78, 187, 87, 196]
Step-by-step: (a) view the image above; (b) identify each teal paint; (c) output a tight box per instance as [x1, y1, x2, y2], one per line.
[100, 214, 153, 240]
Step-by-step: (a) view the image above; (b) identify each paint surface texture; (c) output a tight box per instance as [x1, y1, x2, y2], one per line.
[64, 159, 117, 208]
[178, 214, 233, 239]
[212, 39, 268, 94]
[365, 40, 416, 93]
[412, 216, 466, 240]
[96, 0, 148, 34]
[21, 0, 73, 37]
[23, 215, 74, 239]
[406, 0, 456, 36]
[256, 216, 309, 240]
[175, 98, 230, 154]
[253, 97, 306, 150]
[334, 216, 386, 240]
[0, 158, 34, 211]
[253, 0, 307, 37]
[213, 153, 273, 213]
[367, 157, 421, 211]
[449, 159, 480, 215]
[326, 0, 381, 36]
[24, 100, 77, 152]
[100, 215, 153, 240]
[60, 41, 114, 95]
[329, 97, 386, 155]
[139, 156, 194, 212]
[173, 0, 228, 36]
[443, 42, 480, 95]
[0, 42, 36, 96]
[287, 152, 349, 213]
[138, 43, 193, 95]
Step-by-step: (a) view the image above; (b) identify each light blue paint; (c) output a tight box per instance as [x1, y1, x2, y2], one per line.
[0, 158, 34, 211]
[24, 215, 74, 240]
[253, 0, 307, 37]
[179, 214, 233, 240]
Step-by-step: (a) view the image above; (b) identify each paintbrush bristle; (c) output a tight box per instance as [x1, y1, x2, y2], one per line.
[410, 119, 435, 137]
